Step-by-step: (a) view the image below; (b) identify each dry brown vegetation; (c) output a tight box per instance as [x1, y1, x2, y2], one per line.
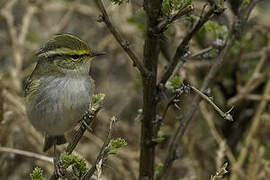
[1, 0, 270, 179]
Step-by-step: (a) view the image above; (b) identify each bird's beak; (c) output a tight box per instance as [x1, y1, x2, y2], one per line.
[89, 51, 106, 57]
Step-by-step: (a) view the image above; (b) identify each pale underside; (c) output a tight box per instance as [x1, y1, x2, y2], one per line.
[26, 75, 94, 135]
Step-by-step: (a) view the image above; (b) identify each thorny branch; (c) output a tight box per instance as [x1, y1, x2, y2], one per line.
[157, 1, 261, 179]
[190, 85, 234, 121]
[157, 5, 194, 33]
[66, 108, 101, 155]
[94, 0, 149, 76]
[186, 46, 214, 60]
[158, 3, 223, 86]
[50, 101, 102, 180]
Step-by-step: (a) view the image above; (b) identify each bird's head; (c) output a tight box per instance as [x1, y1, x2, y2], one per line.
[37, 34, 105, 74]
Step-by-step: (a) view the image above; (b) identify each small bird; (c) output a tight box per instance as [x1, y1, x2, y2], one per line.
[24, 34, 105, 152]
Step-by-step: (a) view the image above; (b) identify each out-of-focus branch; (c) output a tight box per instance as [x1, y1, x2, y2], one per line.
[199, 103, 236, 164]
[18, 4, 37, 45]
[43, 1, 96, 17]
[230, 78, 270, 180]
[245, 94, 270, 101]
[0, 147, 53, 163]
[158, 4, 222, 86]
[82, 117, 116, 180]
[228, 47, 270, 106]
[0, 80, 3, 123]
[46, 0, 81, 37]
[160, 34, 173, 62]
[94, 0, 149, 76]
[0, 0, 37, 91]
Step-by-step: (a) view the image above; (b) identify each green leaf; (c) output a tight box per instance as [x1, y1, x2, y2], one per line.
[109, 0, 129, 5]
[30, 167, 44, 180]
[60, 152, 87, 178]
[203, 20, 229, 40]
[106, 138, 128, 155]
[166, 76, 182, 92]
[162, 0, 193, 15]
[127, 10, 146, 32]
[89, 93, 105, 111]
[152, 130, 166, 143]
[155, 163, 164, 178]
[241, 0, 249, 7]
[152, 137, 165, 143]
[185, 15, 199, 29]
[161, 0, 171, 15]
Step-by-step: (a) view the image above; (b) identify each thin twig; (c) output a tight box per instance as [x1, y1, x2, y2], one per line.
[82, 116, 117, 180]
[0, 147, 53, 163]
[157, 5, 194, 33]
[95, 0, 148, 76]
[190, 85, 233, 121]
[187, 46, 214, 59]
[158, 4, 220, 86]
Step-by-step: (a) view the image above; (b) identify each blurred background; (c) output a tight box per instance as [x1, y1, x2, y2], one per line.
[0, 0, 270, 179]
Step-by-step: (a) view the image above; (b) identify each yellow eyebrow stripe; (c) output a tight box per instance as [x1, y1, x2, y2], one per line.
[38, 48, 91, 57]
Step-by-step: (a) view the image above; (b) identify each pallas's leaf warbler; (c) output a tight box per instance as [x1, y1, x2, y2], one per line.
[24, 34, 105, 152]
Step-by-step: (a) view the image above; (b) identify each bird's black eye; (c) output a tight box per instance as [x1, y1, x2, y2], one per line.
[71, 55, 80, 59]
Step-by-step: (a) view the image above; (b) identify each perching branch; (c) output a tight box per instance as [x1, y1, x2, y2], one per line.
[50, 94, 104, 180]
[94, 0, 149, 76]
[66, 108, 101, 155]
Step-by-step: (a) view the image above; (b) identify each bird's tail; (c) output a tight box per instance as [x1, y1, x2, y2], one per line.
[43, 135, 67, 152]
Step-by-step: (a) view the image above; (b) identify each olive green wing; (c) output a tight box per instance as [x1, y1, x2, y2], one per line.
[24, 77, 40, 105]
